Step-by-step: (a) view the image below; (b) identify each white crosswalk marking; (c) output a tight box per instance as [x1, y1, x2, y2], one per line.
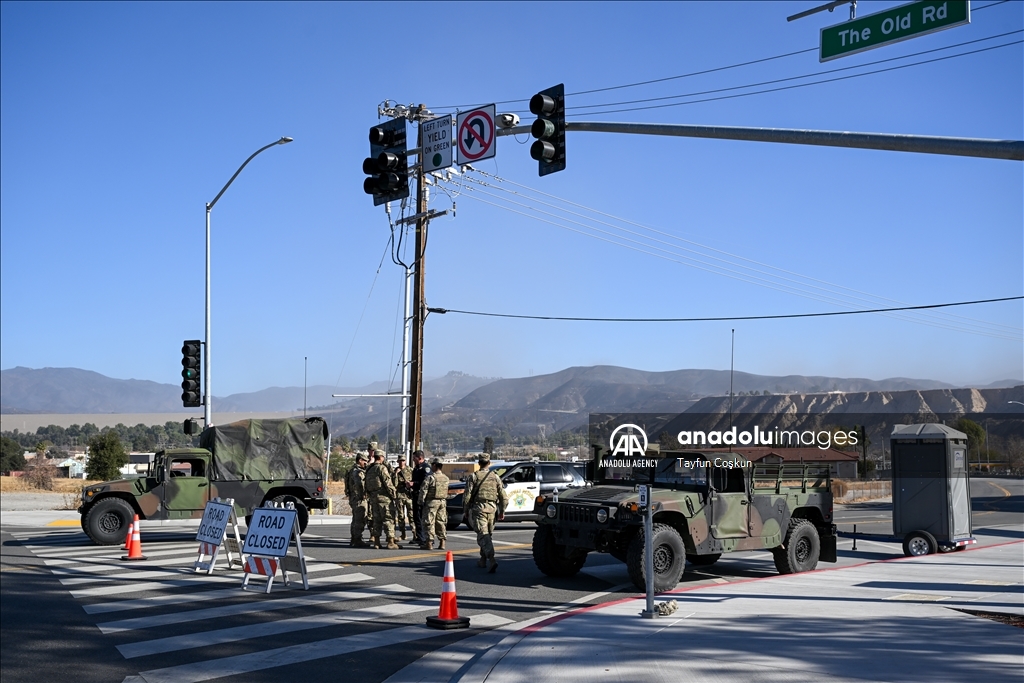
[96, 578, 392, 633]
[12, 525, 517, 682]
[118, 598, 438, 658]
[69, 562, 339, 598]
[136, 624, 457, 683]
[83, 571, 372, 614]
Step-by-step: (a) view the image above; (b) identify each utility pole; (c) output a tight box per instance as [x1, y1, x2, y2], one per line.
[408, 114, 428, 453]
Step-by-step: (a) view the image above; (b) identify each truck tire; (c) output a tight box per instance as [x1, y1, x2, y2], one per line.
[772, 519, 820, 574]
[685, 553, 722, 567]
[271, 495, 309, 535]
[902, 530, 937, 557]
[532, 525, 587, 578]
[83, 498, 135, 546]
[626, 523, 686, 592]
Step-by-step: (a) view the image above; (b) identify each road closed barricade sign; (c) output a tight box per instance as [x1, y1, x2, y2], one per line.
[241, 503, 308, 593]
[193, 498, 244, 574]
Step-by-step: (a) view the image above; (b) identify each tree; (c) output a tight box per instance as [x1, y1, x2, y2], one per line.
[0, 436, 26, 474]
[86, 431, 128, 481]
[953, 418, 985, 465]
[483, 436, 494, 454]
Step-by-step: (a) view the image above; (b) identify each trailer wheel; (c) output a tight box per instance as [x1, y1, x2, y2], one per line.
[626, 523, 686, 592]
[902, 531, 937, 557]
[773, 519, 820, 574]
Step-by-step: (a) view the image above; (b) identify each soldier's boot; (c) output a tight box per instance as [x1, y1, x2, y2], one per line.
[371, 537, 381, 549]
[419, 541, 432, 550]
[386, 538, 399, 550]
[351, 537, 367, 548]
[487, 556, 498, 574]
[437, 539, 446, 550]
[476, 556, 487, 568]
[399, 527, 406, 541]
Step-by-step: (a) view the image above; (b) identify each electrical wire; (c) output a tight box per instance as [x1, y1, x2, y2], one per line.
[428, 296, 1023, 323]
[560, 30, 1023, 114]
[565, 40, 1023, 118]
[467, 169, 1023, 337]
[429, 0, 1014, 113]
[440, 173, 1022, 340]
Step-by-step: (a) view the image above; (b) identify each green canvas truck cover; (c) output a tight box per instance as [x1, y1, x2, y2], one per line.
[200, 417, 327, 481]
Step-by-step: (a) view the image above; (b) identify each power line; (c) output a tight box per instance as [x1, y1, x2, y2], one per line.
[429, 0, 1014, 113]
[440, 172, 1022, 340]
[563, 40, 1023, 118]
[561, 30, 1023, 114]
[428, 296, 1023, 323]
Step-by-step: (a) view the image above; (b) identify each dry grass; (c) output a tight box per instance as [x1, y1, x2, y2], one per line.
[0, 476, 100, 494]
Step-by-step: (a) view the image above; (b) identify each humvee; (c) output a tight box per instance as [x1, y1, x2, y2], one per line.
[79, 417, 329, 545]
[533, 450, 838, 591]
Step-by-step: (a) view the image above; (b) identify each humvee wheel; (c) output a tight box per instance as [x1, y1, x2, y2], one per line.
[773, 519, 820, 574]
[627, 523, 685, 592]
[902, 531, 937, 557]
[685, 553, 722, 567]
[83, 498, 135, 546]
[532, 525, 587, 577]
[272, 495, 309, 534]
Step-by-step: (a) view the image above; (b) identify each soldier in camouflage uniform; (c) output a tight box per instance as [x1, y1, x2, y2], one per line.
[417, 459, 449, 550]
[346, 453, 369, 548]
[392, 456, 414, 541]
[465, 453, 508, 572]
[364, 452, 399, 549]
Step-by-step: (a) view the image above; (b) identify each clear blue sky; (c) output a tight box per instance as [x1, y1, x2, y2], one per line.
[2, 1, 1021, 396]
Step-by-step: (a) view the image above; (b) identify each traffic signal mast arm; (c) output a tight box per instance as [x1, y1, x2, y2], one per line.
[496, 120, 1023, 161]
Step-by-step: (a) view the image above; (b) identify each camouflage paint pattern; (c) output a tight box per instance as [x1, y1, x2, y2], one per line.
[541, 452, 834, 562]
[79, 418, 329, 527]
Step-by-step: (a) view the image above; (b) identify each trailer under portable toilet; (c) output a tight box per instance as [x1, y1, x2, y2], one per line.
[890, 423, 975, 556]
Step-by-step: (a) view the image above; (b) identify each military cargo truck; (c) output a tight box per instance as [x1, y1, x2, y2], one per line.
[79, 417, 329, 545]
[533, 450, 838, 591]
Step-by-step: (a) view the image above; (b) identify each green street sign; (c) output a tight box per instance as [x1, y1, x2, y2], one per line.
[820, 1, 970, 62]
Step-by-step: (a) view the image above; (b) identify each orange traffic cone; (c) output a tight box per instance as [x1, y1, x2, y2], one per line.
[122, 519, 134, 550]
[121, 515, 147, 561]
[426, 551, 470, 630]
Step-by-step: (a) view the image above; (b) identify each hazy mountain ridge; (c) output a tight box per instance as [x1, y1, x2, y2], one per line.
[2, 365, 1020, 442]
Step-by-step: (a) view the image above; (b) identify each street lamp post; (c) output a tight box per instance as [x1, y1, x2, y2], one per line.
[204, 137, 293, 426]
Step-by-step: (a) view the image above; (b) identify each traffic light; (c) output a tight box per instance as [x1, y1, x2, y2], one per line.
[180, 340, 202, 408]
[529, 83, 566, 176]
[363, 118, 409, 206]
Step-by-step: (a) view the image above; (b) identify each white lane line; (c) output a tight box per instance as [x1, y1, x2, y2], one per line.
[47, 555, 204, 573]
[119, 597, 438, 658]
[98, 582, 409, 634]
[136, 620, 497, 683]
[69, 562, 338, 598]
[41, 547, 208, 565]
[83, 572, 372, 614]
[27, 542, 198, 557]
[52, 554, 320, 582]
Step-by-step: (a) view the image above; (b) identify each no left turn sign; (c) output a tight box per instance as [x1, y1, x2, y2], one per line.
[456, 104, 496, 164]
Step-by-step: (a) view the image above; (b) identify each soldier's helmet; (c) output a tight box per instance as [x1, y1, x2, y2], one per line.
[356, 453, 368, 463]
[478, 453, 491, 465]
[369, 441, 378, 450]
[430, 458, 443, 468]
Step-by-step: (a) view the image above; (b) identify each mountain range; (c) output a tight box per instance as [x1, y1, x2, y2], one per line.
[3, 366, 1019, 443]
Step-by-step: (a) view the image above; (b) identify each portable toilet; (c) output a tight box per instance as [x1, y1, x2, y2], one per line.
[890, 423, 974, 556]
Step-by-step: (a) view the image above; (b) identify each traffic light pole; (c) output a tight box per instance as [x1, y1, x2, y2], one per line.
[497, 120, 1023, 161]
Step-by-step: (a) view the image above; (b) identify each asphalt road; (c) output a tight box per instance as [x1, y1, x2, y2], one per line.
[1, 477, 1020, 683]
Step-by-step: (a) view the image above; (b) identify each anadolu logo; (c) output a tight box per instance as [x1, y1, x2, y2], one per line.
[609, 424, 648, 456]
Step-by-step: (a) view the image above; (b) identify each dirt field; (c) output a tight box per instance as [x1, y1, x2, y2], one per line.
[0, 476, 99, 493]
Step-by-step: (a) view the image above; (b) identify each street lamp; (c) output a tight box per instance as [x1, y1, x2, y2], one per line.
[204, 136, 293, 426]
